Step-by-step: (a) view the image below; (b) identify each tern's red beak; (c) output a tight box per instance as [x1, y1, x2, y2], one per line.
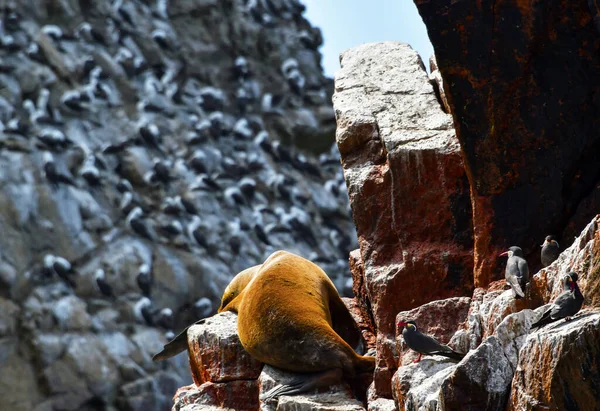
[499, 251, 509, 257]
[397, 321, 407, 328]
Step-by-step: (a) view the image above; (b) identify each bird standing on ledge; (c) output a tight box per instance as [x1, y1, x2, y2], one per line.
[499, 246, 529, 299]
[532, 272, 584, 329]
[541, 235, 560, 267]
[397, 320, 465, 363]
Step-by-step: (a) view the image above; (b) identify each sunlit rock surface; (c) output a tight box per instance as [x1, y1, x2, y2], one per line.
[333, 41, 473, 398]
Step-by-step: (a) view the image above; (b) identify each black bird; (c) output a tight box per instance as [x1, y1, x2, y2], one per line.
[116, 179, 133, 193]
[136, 264, 152, 297]
[94, 268, 115, 299]
[134, 297, 155, 326]
[161, 196, 183, 215]
[224, 186, 246, 207]
[254, 223, 271, 245]
[397, 320, 465, 363]
[156, 307, 175, 330]
[178, 195, 198, 215]
[292, 153, 321, 177]
[158, 219, 183, 237]
[228, 219, 243, 254]
[43, 152, 76, 186]
[138, 123, 162, 150]
[191, 174, 221, 191]
[238, 177, 257, 199]
[126, 207, 153, 240]
[188, 216, 210, 249]
[499, 246, 529, 299]
[532, 272, 584, 329]
[541, 235, 560, 267]
[271, 140, 294, 163]
[38, 128, 72, 149]
[44, 254, 77, 288]
[152, 158, 171, 183]
[188, 150, 207, 173]
[254, 131, 275, 156]
[80, 155, 101, 185]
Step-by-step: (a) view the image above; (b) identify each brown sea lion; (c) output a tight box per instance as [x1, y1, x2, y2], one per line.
[153, 250, 375, 398]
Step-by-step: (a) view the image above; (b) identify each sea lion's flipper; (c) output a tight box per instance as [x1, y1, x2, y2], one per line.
[260, 368, 343, 401]
[152, 319, 206, 362]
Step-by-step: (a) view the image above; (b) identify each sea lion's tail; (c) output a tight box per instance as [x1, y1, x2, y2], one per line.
[152, 320, 205, 361]
[152, 330, 189, 361]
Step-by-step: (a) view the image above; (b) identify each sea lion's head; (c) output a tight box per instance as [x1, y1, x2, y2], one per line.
[218, 264, 260, 312]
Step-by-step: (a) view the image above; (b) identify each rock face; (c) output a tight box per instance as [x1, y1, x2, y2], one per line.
[333, 41, 474, 397]
[509, 312, 600, 411]
[388, 214, 600, 411]
[414, 0, 600, 286]
[186, 312, 263, 386]
[0, 1, 356, 410]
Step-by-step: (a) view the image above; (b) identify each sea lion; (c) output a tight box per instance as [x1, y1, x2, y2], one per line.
[153, 250, 375, 398]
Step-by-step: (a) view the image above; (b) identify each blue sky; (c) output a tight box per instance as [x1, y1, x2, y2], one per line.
[302, 0, 434, 77]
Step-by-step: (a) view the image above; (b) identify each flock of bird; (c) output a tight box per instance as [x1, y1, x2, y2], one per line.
[1, 0, 353, 341]
[398, 235, 584, 362]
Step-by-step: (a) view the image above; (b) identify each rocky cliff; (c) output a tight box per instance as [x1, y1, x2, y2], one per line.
[0, 1, 357, 410]
[6, 0, 600, 410]
[414, 0, 600, 287]
[170, 37, 600, 411]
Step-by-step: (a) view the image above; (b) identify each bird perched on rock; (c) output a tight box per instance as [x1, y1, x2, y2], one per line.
[499, 246, 529, 299]
[43, 254, 77, 288]
[126, 207, 154, 240]
[134, 297, 155, 326]
[532, 272, 584, 329]
[43, 152, 76, 186]
[541, 235, 560, 267]
[94, 268, 115, 299]
[156, 307, 175, 330]
[137, 263, 153, 297]
[397, 320, 465, 363]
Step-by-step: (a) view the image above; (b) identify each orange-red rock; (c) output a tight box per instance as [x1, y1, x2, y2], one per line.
[187, 312, 263, 385]
[414, 0, 600, 286]
[334, 41, 474, 398]
[342, 296, 376, 351]
[172, 381, 259, 411]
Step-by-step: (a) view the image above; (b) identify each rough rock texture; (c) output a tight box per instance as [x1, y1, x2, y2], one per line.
[391, 358, 455, 411]
[173, 381, 259, 411]
[438, 309, 537, 411]
[259, 365, 366, 411]
[0, 1, 356, 410]
[414, 0, 600, 286]
[165, 310, 263, 411]
[333, 41, 474, 398]
[395, 297, 470, 365]
[186, 312, 263, 385]
[389, 215, 600, 410]
[508, 312, 600, 411]
[428, 56, 450, 114]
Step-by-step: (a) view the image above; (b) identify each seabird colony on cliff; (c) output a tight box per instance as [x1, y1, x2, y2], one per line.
[2, 0, 350, 345]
